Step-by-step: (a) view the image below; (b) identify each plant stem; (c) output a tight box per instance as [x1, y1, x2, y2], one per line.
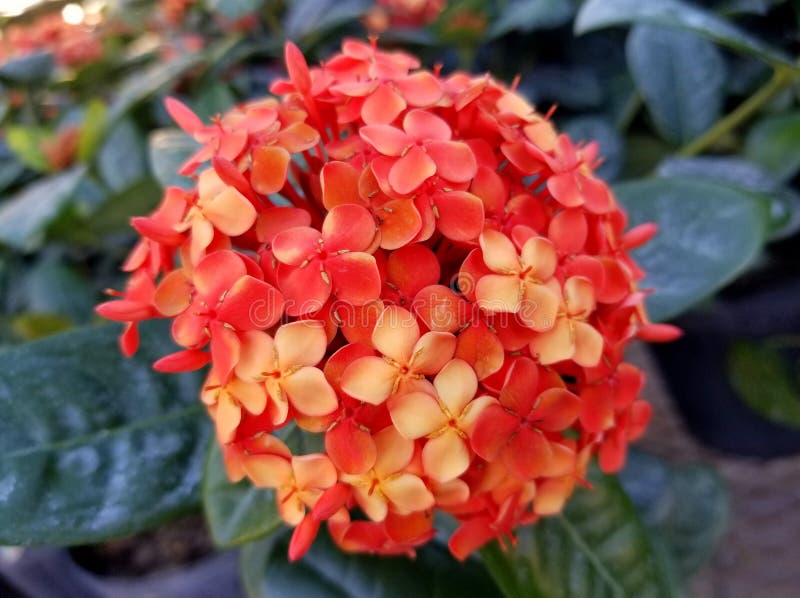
[678, 65, 799, 157]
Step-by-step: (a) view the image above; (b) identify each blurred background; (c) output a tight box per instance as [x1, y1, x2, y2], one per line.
[0, 0, 799, 595]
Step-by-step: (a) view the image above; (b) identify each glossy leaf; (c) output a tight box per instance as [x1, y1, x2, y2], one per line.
[98, 118, 148, 192]
[0, 322, 210, 545]
[148, 129, 198, 190]
[615, 177, 770, 321]
[0, 166, 86, 252]
[620, 451, 728, 576]
[203, 441, 282, 548]
[108, 53, 205, 121]
[744, 111, 800, 182]
[626, 25, 726, 145]
[284, 0, 371, 40]
[728, 340, 800, 429]
[482, 469, 677, 597]
[575, 0, 795, 69]
[657, 156, 800, 240]
[88, 177, 162, 235]
[241, 529, 498, 598]
[22, 258, 95, 324]
[489, 0, 575, 39]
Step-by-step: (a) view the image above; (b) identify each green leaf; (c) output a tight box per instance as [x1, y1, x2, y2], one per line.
[0, 51, 54, 84]
[0, 166, 86, 252]
[108, 52, 205, 121]
[744, 111, 800, 182]
[656, 156, 800, 240]
[203, 441, 281, 548]
[284, 0, 371, 40]
[575, 0, 796, 69]
[192, 84, 237, 121]
[148, 129, 198, 190]
[241, 529, 499, 598]
[6, 126, 50, 172]
[10, 312, 74, 341]
[728, 340, 800, 428]
[22, 258, 94, 324]
[489, 0, 575, 39]
[615, 177, 770, 321]
[482, 470, 678, 598]
[98, 119, 148, 192]
[626, 25, 726, 145]
[88, 177, 162, 236]
[0, 322, 210, 545]
[620, 452, 728, 577]
[207, 0, 262, 20]
[0, 140, 27, 192]
[77, 99, 109, 163]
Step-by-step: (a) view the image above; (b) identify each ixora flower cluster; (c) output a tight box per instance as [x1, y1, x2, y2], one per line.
[97, 39, 679, 561]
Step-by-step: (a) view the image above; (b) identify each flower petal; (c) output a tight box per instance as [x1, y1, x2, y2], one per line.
[218, 276, 284, 331]
[531, 388, 581, 431]
[388, 145, 437, 195]
[403, 109, 451, 141]
[476, 274, 522, 313]
[479, 229, 520, 273]
[274, 320, 328, 368]
[396, 72, 443, 106]
[326, 418, 377, 475]
[388, 391, 447, 439]
[426, 141, 477, 183]
[326, 252, 382, 306]
[362, 83, 407, 125]
[564, 276, 596, 318]
[470, 403, 519, 462]
[572, 321, 603, 367]
[530, 317, 574, 365]
[434, 190, 484, 242]
[235, 330, 276, 380]
[272, 227, 322, 266]
[360, 124, 412, 156]
[374, 426, 414, 475]
[322, 204, 377, 253]
[282, 366, 338, 416]
[411, 331, 457, 375]
[203, 187, 257, 236]
[423, 430, 470, 483]
[243, 454, 293, 488]
[375, 198, 422, 249]
[255, 207, 312, 244]
[372, 305, 419, 363]
[381, 473, 435, 514]
[193, 250, 246, 302]
[520, 236, 557, 280]
[434, 358, 477, 416]
[321, 161, 363, 210]
[519, 282, 560, 332]
[292, 454, 337, 490]
[498, 357, 539, 414]
[251, 145, 291, 195]
[277, 262, 331, 316]
[341, 356, 398, 405]
[504, 427, 552, 479]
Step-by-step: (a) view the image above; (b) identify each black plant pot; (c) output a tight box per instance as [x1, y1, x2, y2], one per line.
[0, 548, 241, 598]
[651, 272, 800, 458]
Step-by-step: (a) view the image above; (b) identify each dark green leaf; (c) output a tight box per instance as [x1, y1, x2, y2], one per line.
[0, 166, 86, 252]
[626, 25, 726, 145]
[241, 529, 498, 598]
[744, 111, 800, 182]
[0, 322, 210, 545]
[575, 0, 796, 69]
[192, 84, 237, 120]
[728, 340, 800, 428]
[562, 116, 624, 181]
[656, 156, 800, 239]
[148, 129, 198, 190]
[482, 470, 677, 598]
[77, 99, 109, 163]
[0, 51, 54, 84]
[98, 119, 148, 192]
[108, 52, 205, 121]
[88, 177, 162, 235]
[203, 441, 281, 548]
[615, 177, 770, 321]
[284, 0, 370, 40]
[0, 141, 27, 192]
[489, 0, 575, 39]
[6, 126, 50, 172]
[620, 452, 728, 576]
[22, 258, 94, 324]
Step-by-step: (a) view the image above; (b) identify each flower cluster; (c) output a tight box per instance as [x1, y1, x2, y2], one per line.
[97, 39, 679, 561]
[0, 12, 103, 68]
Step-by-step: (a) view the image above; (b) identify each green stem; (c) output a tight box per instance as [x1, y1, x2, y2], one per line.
[678, 65, 798, 157]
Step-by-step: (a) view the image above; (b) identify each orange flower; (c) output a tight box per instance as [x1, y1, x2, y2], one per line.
[341, 305, 456, 404]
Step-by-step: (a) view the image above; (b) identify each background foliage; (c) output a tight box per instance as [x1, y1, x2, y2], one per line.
[2, 0, 797, 594]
